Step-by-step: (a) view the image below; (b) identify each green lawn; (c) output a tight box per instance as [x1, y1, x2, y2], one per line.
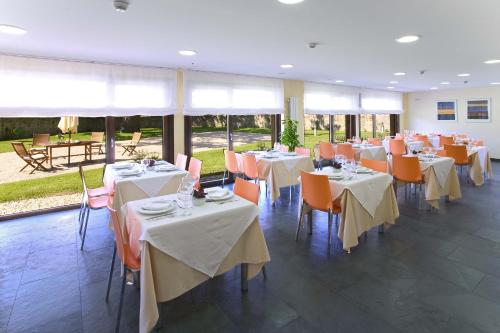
[0, 167, 104, 203]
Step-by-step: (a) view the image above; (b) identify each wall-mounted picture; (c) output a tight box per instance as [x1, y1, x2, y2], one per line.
[437, 100, 457, 121]
[466, 98, 491, 122]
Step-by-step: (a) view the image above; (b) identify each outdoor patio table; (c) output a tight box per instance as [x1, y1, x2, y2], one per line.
[45, 140, 98, 167]
[307, 168, 399, 253]
[241, 152, 315, 202]
[123, 193, 270, 333]
[103, 162, 187, 211]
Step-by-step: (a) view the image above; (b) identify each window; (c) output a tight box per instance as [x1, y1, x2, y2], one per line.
[359, 114, 374, 139]
[375, 114, 391, 139]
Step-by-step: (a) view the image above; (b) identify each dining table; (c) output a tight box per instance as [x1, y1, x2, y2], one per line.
[350, 144, 387, 161]
[308, 167, 399, 253]
[382, 139, 424, 154]
[122, 192, 271, 333]
[239, 151, 315, 202]
[103, 161, 188, 212]
[45, 140, 98, 167]
[467, 146, 493, 186]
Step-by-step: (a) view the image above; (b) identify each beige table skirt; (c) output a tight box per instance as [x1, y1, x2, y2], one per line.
[258, 158, 315, 202]
[354, 146, 387, 161]
[469, 151, 493, 186]
[139, 219, 270, 333]
[421, 164, 462, 209]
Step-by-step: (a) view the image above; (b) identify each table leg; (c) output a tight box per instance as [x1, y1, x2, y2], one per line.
[89, 144, 92, 161]
[68, 146, 71, 167]
[240, 263, 248, 292]
[49, 147, 53, 168]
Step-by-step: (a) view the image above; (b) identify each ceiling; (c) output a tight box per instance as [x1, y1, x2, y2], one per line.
[1, 0, 500, 92]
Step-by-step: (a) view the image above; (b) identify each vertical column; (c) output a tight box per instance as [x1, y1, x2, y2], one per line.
[372, 114, 377, 138]
[227, 115, 234, 151]
[329, 115, 335, 143]
[184, 116, 193, 157]
[162, 115, 174, 163]
[390, 114, 400, 136]
[105, 116, 115, 164]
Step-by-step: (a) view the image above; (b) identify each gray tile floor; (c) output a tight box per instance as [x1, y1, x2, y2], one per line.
[1, 163, 500, 333]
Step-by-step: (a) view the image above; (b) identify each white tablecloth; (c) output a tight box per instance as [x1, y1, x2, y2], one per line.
[419, 157, 454, 189]
[123, 193, 270, 333]
[103, 163, 187, 210]
[353, 145, 387, 161]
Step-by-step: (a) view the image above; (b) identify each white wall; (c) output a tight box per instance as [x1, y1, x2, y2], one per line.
[404, 86, 500, 159]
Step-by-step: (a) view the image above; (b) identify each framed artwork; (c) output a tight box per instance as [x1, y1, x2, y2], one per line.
[437, 100, 457, 121]
[466, 98, 491, 122]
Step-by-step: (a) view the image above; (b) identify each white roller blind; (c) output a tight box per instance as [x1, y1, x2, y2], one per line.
[304, 82, 360, 115]
[361, 89, 403, 114]
[0, 55, 177, 117]
[184, 71, 284, 115]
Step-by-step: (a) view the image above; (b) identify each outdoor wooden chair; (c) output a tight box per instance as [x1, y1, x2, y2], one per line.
[89, 132, 105, 154]
[29, 133, 50, 155]
[12, 142, 49, 174]
[121, 132, 142, 156]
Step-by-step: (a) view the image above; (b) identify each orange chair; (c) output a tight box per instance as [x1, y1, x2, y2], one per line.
[78, 164, 109, 228]
[296, 171, 341, 245]
[175, 153, 188, 170]
[439, 136, 454, 147]
[415, 135, 432, 148]
[105, 202, 141, 333]
[389, 139, 406, 156]
[336, 143, 355, 161]
[188, 157, 202, 189]
[319, 142, 335, 167]
[367, 138, 382, 146]
[222, 150, 240, 188]
[444, 144, 469, 182]
[360, 158, 388, 173]
[295, 147, 311, 157]
[78, 164, 108, 251]
[436, 150, 447, 157]
[392, 155, 425, 208]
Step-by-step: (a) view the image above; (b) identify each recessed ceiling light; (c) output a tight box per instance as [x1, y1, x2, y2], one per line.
[395, 35, 420, 43]
[280, 64, 294, 69]
[440, 81, 450, 85]
[178, 50, 197, 56]
[277, 0, 305, 4]
[389, 81, 399, 84]
[0, 24, 27, 35]
[335, 80, 344, 83]
[484, 59, 500, 64]
[393, 72, 406, 76]
[430, 87, 438, 90]
[387, 86, 395, 89]
[457, 73, 470, 77]
[491, 82, 500, 85]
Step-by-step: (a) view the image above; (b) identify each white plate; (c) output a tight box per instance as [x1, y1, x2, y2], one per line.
[112, 163, 133, 170]
[156, 165, 176, 172]
[206, 192, 234, 201]
[328, 175, 344, 180]
[355, 167, 373, 174]
[118, 168, 142, 177]
[140, 200, 176, 212]
[282, 152, 297, 156]
[137, 206, 176, 215]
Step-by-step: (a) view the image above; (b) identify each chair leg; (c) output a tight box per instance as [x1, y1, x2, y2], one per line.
[327, 210, 333, 246]
[295, 202, 304, 241]
[307, 210, 313, 235]
[106, 245, 117, 303]
[262, 265, 267, 280]
[115, 267, 127, 333]
[78, 193, 85, 225]
[79, 206, 88, 235]
[80, 208, 90, 251]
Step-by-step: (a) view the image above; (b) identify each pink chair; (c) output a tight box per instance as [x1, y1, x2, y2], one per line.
[295, 147, 311, 157]
[223, 150, 240, 188]
[105, 201, 141, 333]
[78, 164, 109, 228]
[175, 153, 188, 170]
[188, 157, 202, 189]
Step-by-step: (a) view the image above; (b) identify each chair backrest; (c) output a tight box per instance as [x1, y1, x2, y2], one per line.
[32, 133, 50, 146]
[175, 153, 188, 170]
[360, 158, 388, 173]
[319, 142, 335, 160]
[188, 157, 202, 180]
[233, 178, 259, 205]
[436, 150, 447, 157]
[131, 132, 142, 144]
[295, 147, 311, 157]
[367, 138, 382, 146]
[300, 171, 333, 212]
[279, 145, 289, 153]
[242, 153, 259, 179]
[224, 150, 239, 173]
[415, 135, 431, 147]
[336, 143, 355, 160]
[444, 144, 468, 164]
[11, 142, 29, 158]
[439, 136, 454, 147]
[395, 133, 403, 139]
[392, 155, 422, 183]
[389, 139, 406, 155]
[90, 132, 104, 142]
[107, 202, 129, 266]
